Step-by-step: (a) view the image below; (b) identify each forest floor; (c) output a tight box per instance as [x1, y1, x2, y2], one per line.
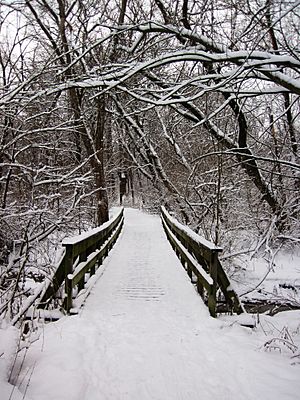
[1, 208, 300, 400]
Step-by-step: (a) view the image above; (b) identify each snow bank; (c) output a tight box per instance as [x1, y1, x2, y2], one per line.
[0, 324, 26, 400]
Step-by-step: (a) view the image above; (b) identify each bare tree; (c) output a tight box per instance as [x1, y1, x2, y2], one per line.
[0, 0, 299, 319]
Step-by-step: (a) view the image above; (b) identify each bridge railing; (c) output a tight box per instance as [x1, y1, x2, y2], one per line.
[39, 208, 124, 313]
[161, 206, 243, 317]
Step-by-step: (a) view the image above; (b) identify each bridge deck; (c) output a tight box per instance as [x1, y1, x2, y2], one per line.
[16, 209, 299, 400]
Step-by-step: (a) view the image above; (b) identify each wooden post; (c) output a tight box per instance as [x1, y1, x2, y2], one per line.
[90, 264, 96, 276]
[181, 256, 186, 270]
[77, 276, 85, 292]
[197, 278, 204, 297]
[78, 249, 87, 292]
[208, 251, 218, 317]
[207, 286, 216, 317]
[64, 244, 74, 313]
[187, 263, 193, 280]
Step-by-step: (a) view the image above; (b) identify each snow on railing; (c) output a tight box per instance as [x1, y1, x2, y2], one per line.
[63, 208, 124, 313]
[161, 206, 243, 317]
[36, 208, 124, 314]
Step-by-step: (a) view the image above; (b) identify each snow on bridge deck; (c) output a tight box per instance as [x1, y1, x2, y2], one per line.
[14, 209, 299, 400]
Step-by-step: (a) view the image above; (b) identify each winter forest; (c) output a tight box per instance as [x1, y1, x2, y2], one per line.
[0, 0, 300, 398]
[0, 0, 299, 371]
[0, 0, 299, 319]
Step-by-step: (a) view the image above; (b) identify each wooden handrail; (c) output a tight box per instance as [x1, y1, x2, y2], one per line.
[39, 208, 124, 313]
[161, 206, 243, 316]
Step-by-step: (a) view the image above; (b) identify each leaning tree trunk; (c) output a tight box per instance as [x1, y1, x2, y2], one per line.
[94, 97, 109, 225]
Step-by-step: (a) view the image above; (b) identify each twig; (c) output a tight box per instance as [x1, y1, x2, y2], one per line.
[22, 362, 36, 400]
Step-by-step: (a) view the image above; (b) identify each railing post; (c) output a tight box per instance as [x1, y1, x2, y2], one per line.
[78, 249, 87, 291]
[187, 262, 193, 279]
[64, 244, 74, 313]
[197, 278, 204, 297]
[208, 251, 218, 317]
[90, 263, 96, 276]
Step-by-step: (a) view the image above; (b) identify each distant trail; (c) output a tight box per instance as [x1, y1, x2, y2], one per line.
[15, 209, 300, 400]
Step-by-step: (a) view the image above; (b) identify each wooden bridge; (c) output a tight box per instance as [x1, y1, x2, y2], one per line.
[23, 206, 243, 318]
[12, 208, 300, 400]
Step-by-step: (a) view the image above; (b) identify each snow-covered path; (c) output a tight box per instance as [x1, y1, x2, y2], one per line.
[13, 209, 300, 400]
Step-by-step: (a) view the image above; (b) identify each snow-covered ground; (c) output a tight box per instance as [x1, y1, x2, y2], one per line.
[227, 244, 300, 308]
[1, 208, 300, 399]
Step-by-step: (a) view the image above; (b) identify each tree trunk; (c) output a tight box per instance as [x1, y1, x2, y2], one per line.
[94, 97, 109, 224]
